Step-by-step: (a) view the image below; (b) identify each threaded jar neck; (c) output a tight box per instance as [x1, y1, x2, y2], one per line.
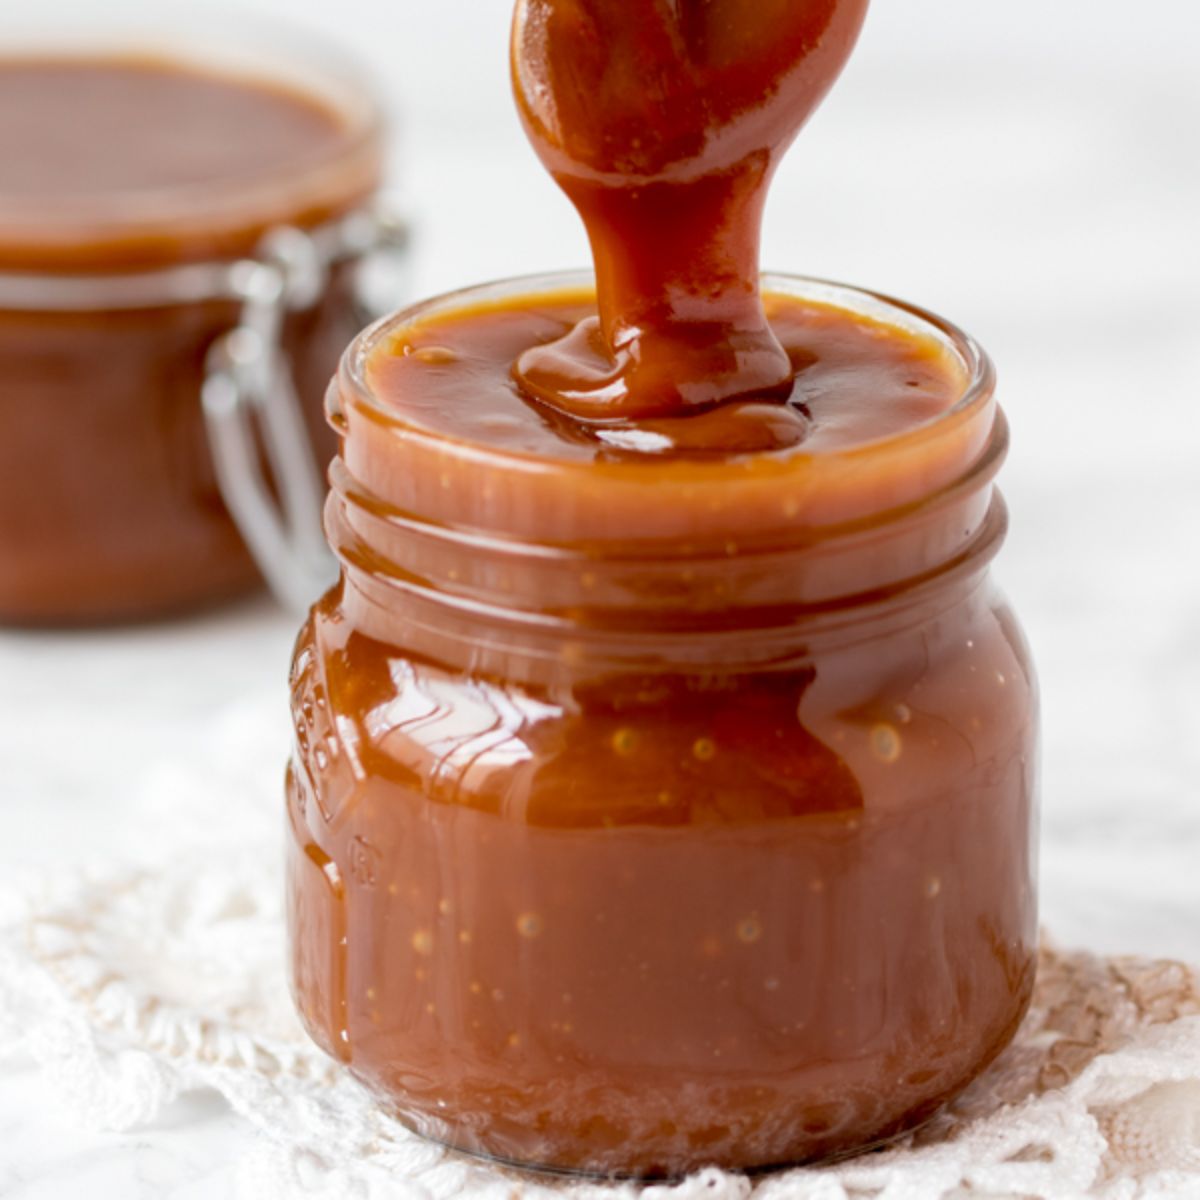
[325, 272, 1006, 672]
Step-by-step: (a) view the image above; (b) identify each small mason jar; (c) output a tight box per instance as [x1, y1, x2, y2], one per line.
[0, 13, 409, 623]
[286, 273, 1039, 1177]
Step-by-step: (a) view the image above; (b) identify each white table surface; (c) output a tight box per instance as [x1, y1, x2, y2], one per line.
[3, 0, 1200, 1194]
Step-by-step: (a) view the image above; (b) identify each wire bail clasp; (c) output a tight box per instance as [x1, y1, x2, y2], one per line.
[202, 206, 410, 613]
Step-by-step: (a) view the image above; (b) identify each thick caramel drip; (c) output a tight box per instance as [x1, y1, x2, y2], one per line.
[510, 0, 870, 421]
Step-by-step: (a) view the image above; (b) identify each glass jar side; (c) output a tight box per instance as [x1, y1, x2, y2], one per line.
[286, 553, 1039, 1175]
[287, 270, 1038, 1175]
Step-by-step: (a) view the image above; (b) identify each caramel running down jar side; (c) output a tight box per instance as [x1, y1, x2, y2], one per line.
[0, 17, 394, 623]
[286, 274, 1040, 1178]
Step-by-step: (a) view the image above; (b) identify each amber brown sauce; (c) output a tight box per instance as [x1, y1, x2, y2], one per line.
[368, 289, 963, 461]
[293, 279, 1034, 1176]
[285, 0, 1039, 1178]
[511, 0, 870, 421]
[0, 57, 347, 201]
[0, 56, 377, 622]
[289, 562, 1038, 1173]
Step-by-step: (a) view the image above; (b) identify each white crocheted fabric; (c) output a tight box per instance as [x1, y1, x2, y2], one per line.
[2, 697, 1200, 1200]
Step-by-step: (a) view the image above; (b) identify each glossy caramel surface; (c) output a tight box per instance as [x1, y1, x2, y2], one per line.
[289, 280, 1037, 1176]
[285, 0, 1039, 1176]
[289, 506, 1038, 1175]
[368, 287, 963, 461]
[511, 0, 869, 418]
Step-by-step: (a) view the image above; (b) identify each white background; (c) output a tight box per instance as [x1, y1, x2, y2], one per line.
[2, 0, 1200, 1194]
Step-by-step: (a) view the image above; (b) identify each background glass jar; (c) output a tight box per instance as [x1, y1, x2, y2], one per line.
[286, 273, 1040, 1177]
[0, 13, 409, 623]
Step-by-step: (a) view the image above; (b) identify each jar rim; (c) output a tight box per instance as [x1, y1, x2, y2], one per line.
[337, 270, 999, 544]
[346, 270, 995, 455]
[0, 12, 385, 264]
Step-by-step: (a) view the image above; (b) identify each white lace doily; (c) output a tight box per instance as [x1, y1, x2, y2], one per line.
[2, 694, 1200, 1200]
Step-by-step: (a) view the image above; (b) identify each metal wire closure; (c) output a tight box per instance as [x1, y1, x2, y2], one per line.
[0, 203, 411, 613]
[203, 207, 411, 613]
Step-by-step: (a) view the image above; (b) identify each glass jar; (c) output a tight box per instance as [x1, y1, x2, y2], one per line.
[0, 14, 408, 623]
[286, 273, 1039, 1177]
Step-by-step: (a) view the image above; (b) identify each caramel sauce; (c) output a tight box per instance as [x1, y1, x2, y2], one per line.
[0, 55, 380, 622]
[0, 56, 368, 270]
[289, 266, 1037, 1174]
[369, 287, 962, 462]
[511, 0, 869, 423]
[0, 58, 346, 201]
[285, 0, 1039, 1177]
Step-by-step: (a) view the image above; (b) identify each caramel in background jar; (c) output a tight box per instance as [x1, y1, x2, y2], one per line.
[0, 43, 385, 623]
